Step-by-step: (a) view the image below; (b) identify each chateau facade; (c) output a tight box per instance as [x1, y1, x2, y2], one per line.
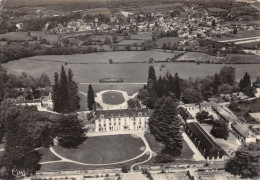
[87, 108, 151, 132]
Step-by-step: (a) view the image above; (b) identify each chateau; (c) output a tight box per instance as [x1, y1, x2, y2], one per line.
[86, 108, 151, 132]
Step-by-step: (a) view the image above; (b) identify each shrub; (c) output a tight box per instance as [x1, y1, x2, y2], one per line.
[155, 153, 174, 163]
[121, 164, 130, 173]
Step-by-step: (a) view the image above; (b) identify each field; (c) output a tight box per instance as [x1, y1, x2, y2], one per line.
[118, 39, 144, 46]
[155, 37, 181, 48]
[176, 52, 224, 63]
[4, 56, 260, 84]
[53, 135, 145, 164]
[131, 32, 153, 40]
[0, 32, 33, 41]
[31, 31, 60, 43]
[102, 91, 125, 105]
[223, 54, 260, 64]
[215, 30, 260, 42]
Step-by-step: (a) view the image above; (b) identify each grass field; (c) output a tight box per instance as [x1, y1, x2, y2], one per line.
[176, 52, 224, 62]
[223, 54, 260, 64]
[53, 135, 145, 164]
[31, 31, 60, 44]
[156, 37, 181, 48]
[1, 32, 33, 41]
[102, 91, 125, 105]
[4, 58, 260, 84]
[214, 30, 260, 42]
[131, 32, 153, 40]
[118, 39, 144, 46]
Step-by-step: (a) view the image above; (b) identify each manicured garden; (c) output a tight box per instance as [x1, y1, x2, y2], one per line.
[53, 135, 145, 164]
[101, 91, 125, 105]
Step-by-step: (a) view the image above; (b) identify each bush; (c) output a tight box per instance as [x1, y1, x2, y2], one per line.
[121, 164, 130, 173]
[133, 165, 139, 170]
[229, 102, 241, 112]
[155, 153, 174, 163]
[210, 121, 229, 140]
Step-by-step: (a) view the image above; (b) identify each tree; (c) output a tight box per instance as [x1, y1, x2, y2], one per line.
[112, 33, 118, 43]
[67, 69, 80, 112]
[104, 37, 111, 45]
[53, 114, 86, 148]
[59, 66, 69, 112]
[239, 72, 251, 91]
[219, 66, 236, 85]
[52, 72, 61, 112]
[213, 73, 221, 95]
[149, 96, 183, 155]
[148, 66, 156, 82]
[195, 110, 214, 124]
[225, 143, 260, 178]
[121, 164, 130, 173]
[87, 84, 95, 111]
[218, 83, 233, 94]
[127, 99, 135, 109]
[210, 121, 229, 140]
[181, 88, 203, 104]
[172, 73, 181, 99]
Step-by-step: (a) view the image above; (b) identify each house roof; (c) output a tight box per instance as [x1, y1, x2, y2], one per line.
[94, 108, 151, 119]
[186, 122, 226, 157]
[249, 113, 260, 122]
[231, 123, 254, 138]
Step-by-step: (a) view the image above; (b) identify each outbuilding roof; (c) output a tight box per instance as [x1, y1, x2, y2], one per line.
[186, 122, 226, 157]
[231, 123, 254, 138]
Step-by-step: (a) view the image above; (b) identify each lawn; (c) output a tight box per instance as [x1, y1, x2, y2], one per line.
[118, 39, 144, 46]
[145, 133, 194, 159]
[102, 91, 125, 105]
[38, 148, 61, 163]
[40, 153, 150, 171]
[214, 30, 260, 42]
[131, 32, 152, 40]
[31, 31, 60, 44]
[155, 37, 181, 48]
[53, 135, 145, 164]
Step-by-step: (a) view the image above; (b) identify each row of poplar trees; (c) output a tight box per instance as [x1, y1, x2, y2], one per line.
[52, 66, 80, 113]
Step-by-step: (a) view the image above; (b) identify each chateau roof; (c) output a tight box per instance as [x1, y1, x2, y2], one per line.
[94, 108, 151, 119]
[186, 122, 226, 157]
[231, 123, 254, 138]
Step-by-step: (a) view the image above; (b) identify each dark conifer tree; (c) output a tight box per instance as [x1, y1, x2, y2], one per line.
[239, 72, 251, 90]
[67, 69, 80, 112]
[87, 84, 95, 110]
[52, 72, 61, 112]
[173, 73, 181, 99]
[148, 66, 156, 81]
[149, 96, 183, 154]
[59, 66, 69, 112]
[157, 76, 164, 98]
[213, 73, 221, 95]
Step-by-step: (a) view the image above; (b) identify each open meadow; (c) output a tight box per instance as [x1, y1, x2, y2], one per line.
[3, 55, 260, 84]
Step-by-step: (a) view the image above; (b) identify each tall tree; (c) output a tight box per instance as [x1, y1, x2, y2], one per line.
[173, 73, 181, 99]
[239, 72, 251, 90]
[213, 73, 221, 95]
[149, 96, 183, 155]
[210, 121, 229, 140]
[53, 114, 86, 148]
[59, 66, 69, 112]
[67, 69, 80, 112]
[148, 66, 156, 82]
[38, 72, 51, 87]
[52, 72, 61, 112]
[87, 84, 95, 111]
[225, 143, 260, 178]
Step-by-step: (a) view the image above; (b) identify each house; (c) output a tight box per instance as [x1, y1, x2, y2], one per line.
[41, 93, 53, 110]
[86, 108, 151, 132]
[185, 122, 227, 161]
[15, 99, 42, 108]
[249, 112, 260, 122]
[231, 123, 256, 144]
[16, 23, 23, 30]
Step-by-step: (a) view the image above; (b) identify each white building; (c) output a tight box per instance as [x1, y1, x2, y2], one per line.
[86, 109, 151, 132]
